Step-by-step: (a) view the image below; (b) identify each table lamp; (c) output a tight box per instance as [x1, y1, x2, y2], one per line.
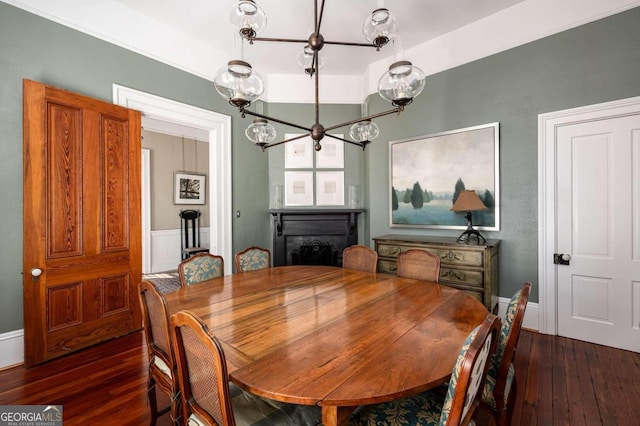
[450, 190, 488, 244]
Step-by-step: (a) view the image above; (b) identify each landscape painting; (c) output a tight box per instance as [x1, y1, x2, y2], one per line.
[389, 123, 500, 230]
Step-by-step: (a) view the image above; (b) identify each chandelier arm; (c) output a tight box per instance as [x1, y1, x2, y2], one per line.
[252, 37, 309, 44]
[323, 40, 381, 48]
[323, 107, 404, 132]
[323, 132, 364, 148]
[263, 132, 312, 149]
[250, 38, 378, 48]
[242, 109, 312, 133]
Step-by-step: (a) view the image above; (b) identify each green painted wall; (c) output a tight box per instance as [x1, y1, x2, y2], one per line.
[365, 6, 640, 303]
[0, 2, 271, 333]
[1, 2, 639, 333]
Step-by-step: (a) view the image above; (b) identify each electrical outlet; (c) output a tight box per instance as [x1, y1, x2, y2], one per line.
[235, 210, 241, 218]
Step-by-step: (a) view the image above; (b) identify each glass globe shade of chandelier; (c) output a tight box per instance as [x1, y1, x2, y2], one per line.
[296, 45, 327, 76]
[378, 60, 426, 107]
[349, 120, 380, 149]
[363, 8, 399, 50]
[245, 118, 277, 147]
[213, 60, 265, 108]
[229, 0, 267, 42]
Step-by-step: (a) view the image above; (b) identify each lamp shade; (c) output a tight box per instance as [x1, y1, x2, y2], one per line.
[363, 8, 398, 49]
[349, 120, 379, 143]
[377, 60, 426, 107]
[450, 190, 488, 212]
[230, 0, 267, 41]
[213, 60, 264, 108]
[245, 118, 276, 145]
[296, 45, 326, 75]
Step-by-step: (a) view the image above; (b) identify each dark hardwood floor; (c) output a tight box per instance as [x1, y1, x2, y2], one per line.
[0, 330, 638, 425]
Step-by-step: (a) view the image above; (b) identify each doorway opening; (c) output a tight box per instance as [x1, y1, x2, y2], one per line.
[113, 85, 232, 275]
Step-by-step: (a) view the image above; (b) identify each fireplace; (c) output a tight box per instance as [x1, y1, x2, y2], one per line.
[269, 209, 363, 267]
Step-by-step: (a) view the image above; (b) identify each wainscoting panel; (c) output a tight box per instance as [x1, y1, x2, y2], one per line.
[150, 228, 210, 273]
[0, 329, 24, 369]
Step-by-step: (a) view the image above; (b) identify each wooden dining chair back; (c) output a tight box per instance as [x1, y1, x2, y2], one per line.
[234, 246, 271, 272]
[170, 310, 235, 426]
[342, 245, 378, 273]
[138, 280, 180, 425]
[178, 253, 224, 287]
[350, 313, 501, 426]
[179, 209, 209, 260]
[443, 314, 501, 425]
[396, 249, 441, 282]
[480, 282, 532, 426]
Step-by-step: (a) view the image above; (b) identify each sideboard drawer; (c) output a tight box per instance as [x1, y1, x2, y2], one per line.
[439, 267, 484, 288]
[377, 243, 483, 268]
[374, 235, 499, 313]
[378, 259, 398, 274]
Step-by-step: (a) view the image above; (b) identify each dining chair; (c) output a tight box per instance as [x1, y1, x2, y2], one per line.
[170, 310, 322, 426]
[342, 245, 378, 273]
[396, 249, 441, 283]
[138, 280, 180, 425]
[179, 209, 209, 260]
[178, 253, 224, 287]
[349, 313, 501, 426]
[234, 246, 271, 272]
[479, 282, 531, 426]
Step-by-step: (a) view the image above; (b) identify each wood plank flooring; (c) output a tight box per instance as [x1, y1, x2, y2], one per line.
[0, 330, 639, 425]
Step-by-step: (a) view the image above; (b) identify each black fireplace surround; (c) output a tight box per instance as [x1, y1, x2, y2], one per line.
[269, 209, 363, 267]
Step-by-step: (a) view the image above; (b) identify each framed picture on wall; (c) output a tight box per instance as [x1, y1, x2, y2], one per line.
[389, 122, 499, 230]
[285, 171, 314, 206]
[174, 172, 206, 205]
[285, 134, 314, 168]
[316, 171, 344, 206]
[315, 135, 344, 168]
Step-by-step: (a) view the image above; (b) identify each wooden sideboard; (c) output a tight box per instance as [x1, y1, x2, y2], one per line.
[373, 235, 499, 313]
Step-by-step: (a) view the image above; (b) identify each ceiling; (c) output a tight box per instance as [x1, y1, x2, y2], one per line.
[6, 0, 639, 102]
[112, 0, 524, 75]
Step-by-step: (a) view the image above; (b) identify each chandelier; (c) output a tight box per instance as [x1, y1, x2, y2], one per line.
[214, 0, 426, 151]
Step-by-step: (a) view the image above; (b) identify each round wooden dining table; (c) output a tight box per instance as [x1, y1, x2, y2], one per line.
[164, 265, 489, 426]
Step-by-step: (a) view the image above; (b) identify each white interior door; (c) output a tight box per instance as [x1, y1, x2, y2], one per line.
[556, 114, 640, 352]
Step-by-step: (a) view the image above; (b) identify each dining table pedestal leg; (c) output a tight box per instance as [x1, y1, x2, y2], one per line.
[321, 405, 357, 426]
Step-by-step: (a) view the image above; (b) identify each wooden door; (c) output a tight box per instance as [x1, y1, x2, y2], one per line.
[23, 79, 142, 366]
[556, 114, 640, 352]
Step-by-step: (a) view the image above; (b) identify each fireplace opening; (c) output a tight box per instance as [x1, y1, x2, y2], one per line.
[291, 240, 338, 266]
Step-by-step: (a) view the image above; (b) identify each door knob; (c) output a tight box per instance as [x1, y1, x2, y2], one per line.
[31, 268, 43, 279]
[553, 253, 570, 265]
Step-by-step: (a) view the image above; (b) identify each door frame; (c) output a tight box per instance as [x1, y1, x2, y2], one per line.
[538, 95, 640, 335]
[113, 85, 233, 274]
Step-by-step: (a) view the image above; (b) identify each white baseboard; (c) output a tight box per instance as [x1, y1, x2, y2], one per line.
[0, 329, 24, 369]
[498, 297, 539, 331]
[150, 227, 210, 273]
